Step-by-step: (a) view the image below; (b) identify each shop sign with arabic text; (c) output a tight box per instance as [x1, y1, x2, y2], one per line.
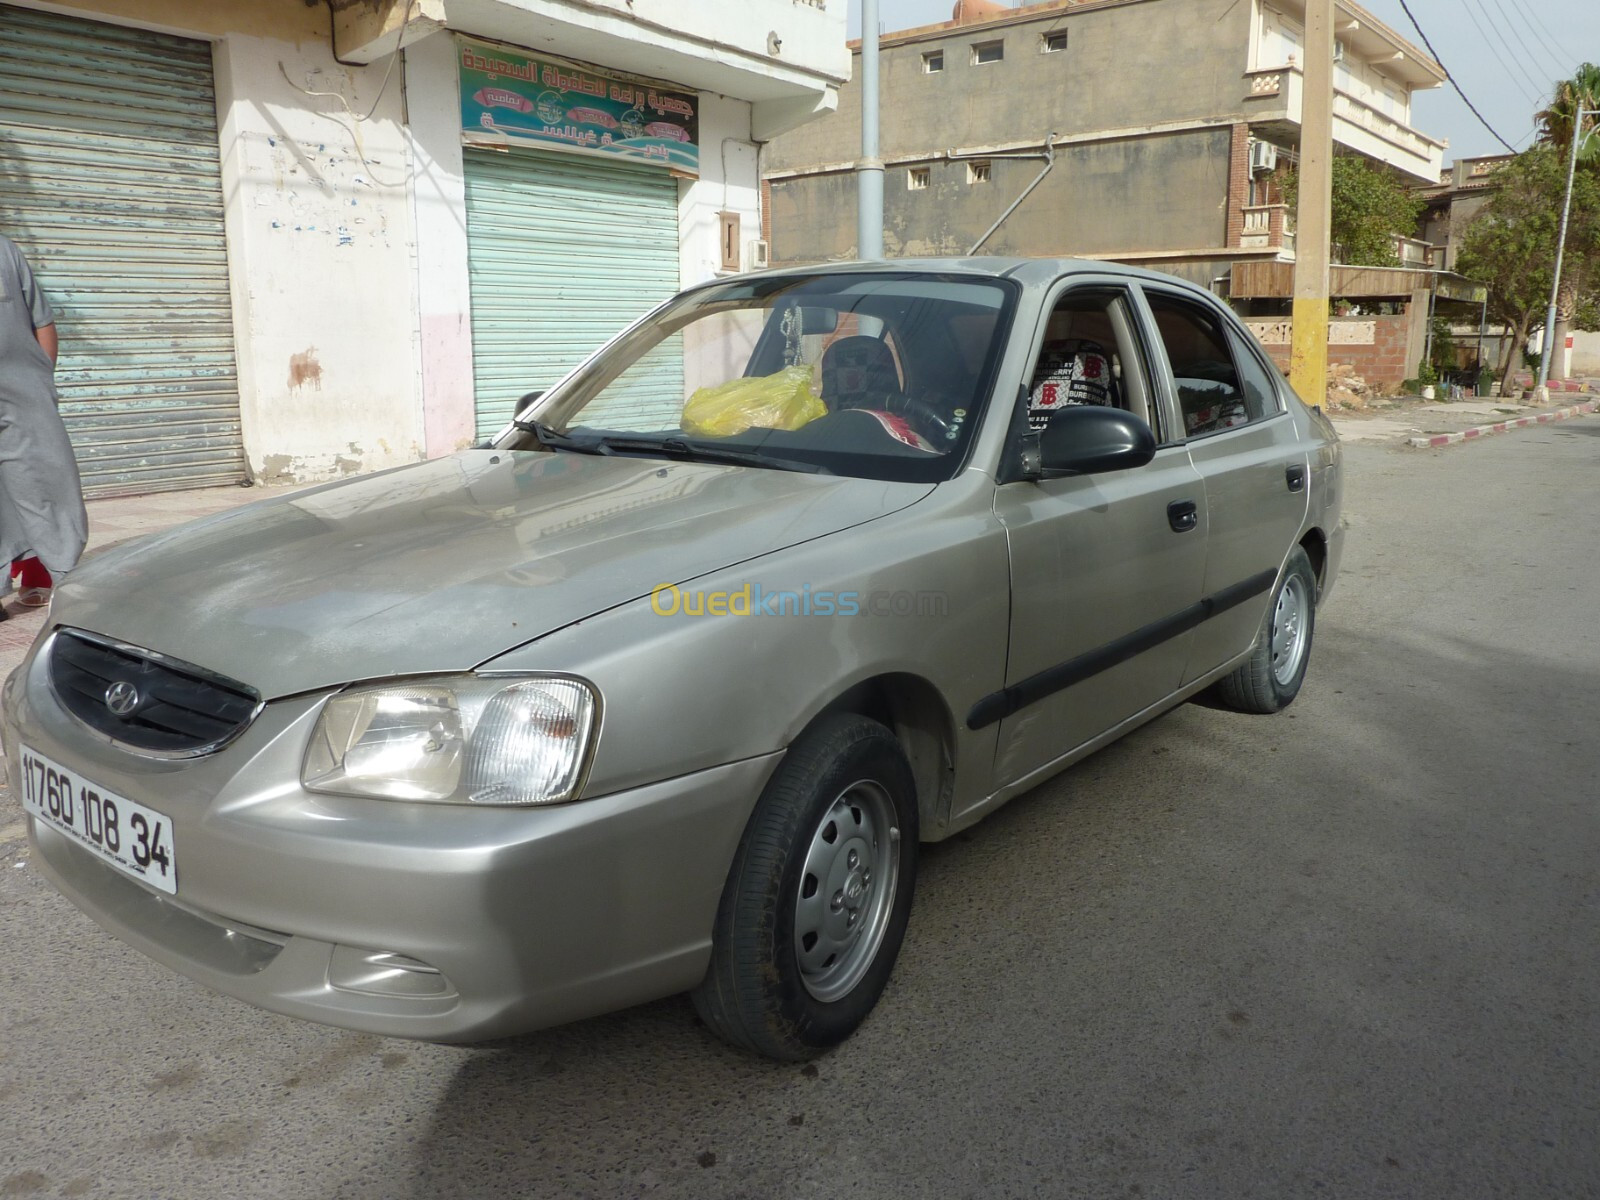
[458, 37, 698, 172]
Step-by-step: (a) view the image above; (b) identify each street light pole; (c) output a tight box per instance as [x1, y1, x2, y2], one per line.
[857, 0, 884, 260]
[1535, 105, 1598, 393]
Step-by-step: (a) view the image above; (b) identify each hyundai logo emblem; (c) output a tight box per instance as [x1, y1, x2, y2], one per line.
[104, 681, 141, 717]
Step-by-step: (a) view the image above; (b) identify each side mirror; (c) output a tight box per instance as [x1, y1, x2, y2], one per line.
[1019, 406, 1156, 480]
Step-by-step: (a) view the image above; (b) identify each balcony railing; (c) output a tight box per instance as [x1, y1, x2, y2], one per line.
[1241, 203, 1296, 253]
[1249, 70, 1285, 97]
[1393, 235, 1445, 268]
[1242, 65, 1444, 180]
[1331, 90, 1444, 165]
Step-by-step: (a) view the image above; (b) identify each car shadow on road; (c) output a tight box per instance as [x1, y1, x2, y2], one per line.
[320, 619, 1600, 1200]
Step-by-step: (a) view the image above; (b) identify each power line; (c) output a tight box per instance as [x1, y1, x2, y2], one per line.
[1503, 0, 1575, 77]
[1461, 0, 1546, 106]
[1482, 0, 1567, 99]
[1395, 0, 1522, 154]
[1456, 0, 1540, 108]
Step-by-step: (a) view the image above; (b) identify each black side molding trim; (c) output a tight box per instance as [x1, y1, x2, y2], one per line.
[966, 568, 1279, 730]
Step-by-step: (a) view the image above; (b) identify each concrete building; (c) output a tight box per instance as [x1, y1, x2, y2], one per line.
[0, 0, 846, 495]
[1414, 155, 1600, 387]
[1417, 153, 1515, 273]
[765, 0, 1447, 282]
[763, 0, 1464, 392]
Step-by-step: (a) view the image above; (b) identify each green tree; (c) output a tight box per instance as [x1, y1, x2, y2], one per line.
[1455, 146, 1600, 386]
[1280, 155, 1425, 267]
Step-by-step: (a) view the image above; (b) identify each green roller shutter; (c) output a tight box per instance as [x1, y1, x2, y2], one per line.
[0, 4, 245, 497]
[463, 147, 681, 439]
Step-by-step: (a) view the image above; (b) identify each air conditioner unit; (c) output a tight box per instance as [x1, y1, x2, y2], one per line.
[747, 239, 771, 270]
[1249, 141, 1278, 174]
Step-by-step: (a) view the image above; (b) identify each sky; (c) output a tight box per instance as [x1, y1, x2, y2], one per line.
[845, 0, 1600, 162]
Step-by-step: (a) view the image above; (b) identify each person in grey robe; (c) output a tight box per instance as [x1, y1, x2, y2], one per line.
[0, 232, 87, 612]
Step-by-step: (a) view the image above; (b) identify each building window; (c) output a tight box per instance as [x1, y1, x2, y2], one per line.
[1041, 30, 1068, 53]
[907, 167, 930, 191]
[967, 160, 991, 185]
[971, 39, 1004, 65]
[922, 50, 944, 73]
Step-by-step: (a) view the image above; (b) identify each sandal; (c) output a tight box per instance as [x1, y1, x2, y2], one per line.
[13, 556, 51, 605]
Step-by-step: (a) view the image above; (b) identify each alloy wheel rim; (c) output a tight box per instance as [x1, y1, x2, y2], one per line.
[1269, 572, 1310, 687]
[793, 780, 900, 1004]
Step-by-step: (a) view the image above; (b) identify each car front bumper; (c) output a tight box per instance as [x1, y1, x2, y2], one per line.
[5, 651, 778, 1043]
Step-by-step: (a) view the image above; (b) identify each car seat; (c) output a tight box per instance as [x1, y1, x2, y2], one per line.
[820, 336, 902, 410]
[1027, 338, 1117, 429]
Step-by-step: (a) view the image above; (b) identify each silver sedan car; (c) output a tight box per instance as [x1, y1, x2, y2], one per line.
[5, 259, 1341, 1059]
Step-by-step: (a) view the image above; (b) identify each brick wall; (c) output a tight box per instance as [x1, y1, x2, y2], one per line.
[1225, 123, 1249, 248]
[1246, 313, 1413, 391]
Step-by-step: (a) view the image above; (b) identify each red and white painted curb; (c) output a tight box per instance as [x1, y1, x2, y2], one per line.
[1406, 398, 1599, 449]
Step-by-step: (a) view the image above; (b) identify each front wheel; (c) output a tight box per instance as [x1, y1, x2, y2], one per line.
[1216, 545, 1318, 714]
[692, 714, 919, 1060]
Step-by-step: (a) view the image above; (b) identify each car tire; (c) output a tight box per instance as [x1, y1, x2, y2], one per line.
[692, 713, 919, 1060]
[1216, 544, 1317, 714]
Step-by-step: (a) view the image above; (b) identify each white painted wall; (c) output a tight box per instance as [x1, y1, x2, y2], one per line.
[1572, 331, 1600, 377]
[405, 34, 477, 457]
[405, 37, 767, 453]
[212, 33, 425, 484]
[615, 0, 844, 78]
[679, 94, 761, 289]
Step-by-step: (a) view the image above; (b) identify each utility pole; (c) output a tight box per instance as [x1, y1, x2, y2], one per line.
[1289, 0, 1334, 406]
[857, 0, 884, 260]
[1534, 104, 1598, 395]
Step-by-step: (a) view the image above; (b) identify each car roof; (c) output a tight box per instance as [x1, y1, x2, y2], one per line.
[726, 257, 1220, 303]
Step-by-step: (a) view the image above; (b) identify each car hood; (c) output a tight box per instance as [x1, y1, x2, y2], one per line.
[53, 450, 933, 699]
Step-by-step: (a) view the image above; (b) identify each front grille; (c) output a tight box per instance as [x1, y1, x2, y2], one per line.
[48, 628, 262, 755]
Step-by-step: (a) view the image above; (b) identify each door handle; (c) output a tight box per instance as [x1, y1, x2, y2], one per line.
[1286, 463, 1306, 492]
[1167, 499, 1198, 533]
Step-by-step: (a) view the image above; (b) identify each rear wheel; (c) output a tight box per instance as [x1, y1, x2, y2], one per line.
[692, 714, 918, 1060]
[1216, 545, 1317, 714]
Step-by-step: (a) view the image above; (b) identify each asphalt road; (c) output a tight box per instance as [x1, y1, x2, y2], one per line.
[3, 422, 1599, 1199]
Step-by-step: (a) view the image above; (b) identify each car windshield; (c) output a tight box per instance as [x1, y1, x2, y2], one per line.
[496, 271, 1018, 483]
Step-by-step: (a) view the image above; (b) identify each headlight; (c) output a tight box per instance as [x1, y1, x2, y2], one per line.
[302, 675, 598, 806]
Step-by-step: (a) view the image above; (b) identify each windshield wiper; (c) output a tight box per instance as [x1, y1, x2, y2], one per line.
[513, 422, 824, 473]
[585, 435, 828, 474]
[512, 419, 608, 455]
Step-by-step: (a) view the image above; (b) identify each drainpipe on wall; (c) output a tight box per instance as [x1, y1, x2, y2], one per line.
[968, 133, 1057, 255]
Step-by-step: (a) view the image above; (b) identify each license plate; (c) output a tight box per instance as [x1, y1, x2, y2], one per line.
[19, 744, 178, 895]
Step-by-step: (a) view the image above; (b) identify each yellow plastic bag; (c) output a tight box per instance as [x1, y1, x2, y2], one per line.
[681, 366, 825, 438]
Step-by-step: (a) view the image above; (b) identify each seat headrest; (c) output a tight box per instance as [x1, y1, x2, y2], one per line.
[821, 336, 901, 401]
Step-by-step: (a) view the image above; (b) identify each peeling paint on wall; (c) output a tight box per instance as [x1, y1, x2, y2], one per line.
[260, 454, 296, 482]
[288, 348, 324, 391]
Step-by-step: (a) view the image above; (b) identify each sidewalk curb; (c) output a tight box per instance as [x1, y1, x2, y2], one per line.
[1405, 398, 1599, 449]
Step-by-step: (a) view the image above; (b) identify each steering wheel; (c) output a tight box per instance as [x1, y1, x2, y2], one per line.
[883, 395, 954, 443]
[834, 393, 952, 444]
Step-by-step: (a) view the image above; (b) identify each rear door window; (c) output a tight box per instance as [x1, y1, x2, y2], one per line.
[1143, 292, 1275, 438]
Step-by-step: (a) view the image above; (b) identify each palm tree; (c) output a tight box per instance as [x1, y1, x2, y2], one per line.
[1536, 63, 1600, 163]
[1532, 65, 1600, 381]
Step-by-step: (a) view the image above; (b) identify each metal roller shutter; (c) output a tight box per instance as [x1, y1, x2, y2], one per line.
[464, 147, 681, 440]
[0, 4, 246, 496]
